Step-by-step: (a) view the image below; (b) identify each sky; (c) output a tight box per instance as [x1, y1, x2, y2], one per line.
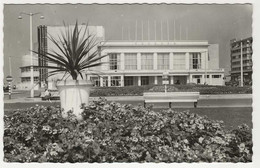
[3, 4, 252, 84]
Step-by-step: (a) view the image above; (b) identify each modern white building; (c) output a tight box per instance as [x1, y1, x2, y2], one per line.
[20, 24, 225, 89]
[17, 54, 40, 90]
[86, 40, 225, 87]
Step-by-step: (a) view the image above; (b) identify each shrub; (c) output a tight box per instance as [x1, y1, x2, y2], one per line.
[89, 85, 252, 97]
[4, 99, 252, 162]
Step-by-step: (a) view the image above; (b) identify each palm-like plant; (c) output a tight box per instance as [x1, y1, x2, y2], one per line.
[34, 21, 106, 80]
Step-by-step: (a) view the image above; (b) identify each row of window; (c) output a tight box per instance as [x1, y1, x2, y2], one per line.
[21, 67, 39, 73]
[232, 66, 252, 71]
[109, 52, 202, 70]
[90, 74, 222, 87]
[232, 60, 253, 65]
[232, 54, 252, 60]
[21, 77, 39, 82]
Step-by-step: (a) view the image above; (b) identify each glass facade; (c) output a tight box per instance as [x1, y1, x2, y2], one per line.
[125, 53, 137, 70]
[157, 53, 169, 70]
[141, 53, 153, 70]
[173, 53, 186, 70]
[109, 53, 120, 70]
[190, 53, 201, 69]
[111, 76, 121, 86]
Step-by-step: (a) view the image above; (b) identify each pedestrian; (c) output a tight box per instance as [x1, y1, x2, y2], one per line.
[44, 89, 52, 103]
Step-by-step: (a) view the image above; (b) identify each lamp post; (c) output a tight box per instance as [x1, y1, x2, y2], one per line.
[162, 71, 169, 93]
[6, 76, 13, 99]
[18, 12, 44, 98]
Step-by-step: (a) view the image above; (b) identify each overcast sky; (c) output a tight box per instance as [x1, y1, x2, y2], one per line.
[3, 4, 252, 84]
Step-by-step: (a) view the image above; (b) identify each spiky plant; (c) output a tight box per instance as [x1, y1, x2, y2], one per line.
[34, 22, 107, 80]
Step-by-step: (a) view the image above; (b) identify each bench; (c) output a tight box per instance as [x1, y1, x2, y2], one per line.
[143, 92, 200, 108]
[40, 90, 60, 100]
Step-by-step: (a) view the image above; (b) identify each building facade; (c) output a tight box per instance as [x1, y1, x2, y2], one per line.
[22, 24, 224, 89]
[230, 37, 253, 85]
[18, 54, 40, 90]
[86, 41, 225, 87]
[38, 25, 48, 88]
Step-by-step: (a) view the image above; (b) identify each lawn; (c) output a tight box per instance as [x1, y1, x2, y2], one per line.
[155, 107, 252, 130]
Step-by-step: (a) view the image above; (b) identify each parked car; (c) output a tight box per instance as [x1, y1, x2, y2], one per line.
[225, 81, 239, 87]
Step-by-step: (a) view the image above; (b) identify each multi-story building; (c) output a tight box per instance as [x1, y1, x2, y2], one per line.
[21, 24, 224, 89]
[18, 53, 40, 90]
[230, 37, 253, 85]
[38, 25, 48, 88]
[86, 41, 225, 86]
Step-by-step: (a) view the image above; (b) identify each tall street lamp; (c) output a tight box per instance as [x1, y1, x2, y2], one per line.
[18, 12, 44, 98]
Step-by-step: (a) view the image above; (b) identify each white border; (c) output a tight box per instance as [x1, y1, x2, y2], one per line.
[1, 0, 259, 168]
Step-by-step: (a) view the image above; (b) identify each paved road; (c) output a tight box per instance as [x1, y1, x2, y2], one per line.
[4, 98, 252, 111]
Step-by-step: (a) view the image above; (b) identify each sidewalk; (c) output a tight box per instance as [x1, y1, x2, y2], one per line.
[4, 94, 252, 104]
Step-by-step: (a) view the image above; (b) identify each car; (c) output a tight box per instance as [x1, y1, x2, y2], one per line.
[3, 86, 10, 92]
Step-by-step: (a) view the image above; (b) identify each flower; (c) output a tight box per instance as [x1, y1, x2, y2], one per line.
[198, 137, 204, 144]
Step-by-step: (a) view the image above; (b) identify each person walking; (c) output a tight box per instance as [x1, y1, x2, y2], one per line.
[44, 89, 52, 103]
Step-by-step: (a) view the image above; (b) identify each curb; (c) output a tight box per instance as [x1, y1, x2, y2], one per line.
[4, 94, 252, 104]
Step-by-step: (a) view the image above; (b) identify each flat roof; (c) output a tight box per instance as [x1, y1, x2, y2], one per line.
[101, 40, 209, 47]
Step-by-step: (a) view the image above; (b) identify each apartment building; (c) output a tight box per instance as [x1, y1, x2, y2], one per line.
[230, 37, 253, 85]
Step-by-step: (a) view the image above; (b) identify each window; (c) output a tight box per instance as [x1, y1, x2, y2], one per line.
[124, 76, 134, 86]
[212, 75, 221, 78]
[173, 53, 185, 70]
[158, 53, 169, 70]
[141, 76, 149, 85]
[111, 76, 121, 86]
[90, 76, 100, 87]
[109, 53, 120, 70]
[141, 53, 153, 70]
[125, 53, 137, 70]
[190, 53, 201, 69]
[193, 75, 201, 79]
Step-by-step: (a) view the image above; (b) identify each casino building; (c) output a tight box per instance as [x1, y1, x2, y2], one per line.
[86, 41, 225, 87]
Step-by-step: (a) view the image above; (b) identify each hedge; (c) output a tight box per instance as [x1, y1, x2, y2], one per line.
[4, 98, 252, 162]
[90, 85, 252, 97]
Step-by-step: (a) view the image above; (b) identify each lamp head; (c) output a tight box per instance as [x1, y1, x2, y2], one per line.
[40, 15, 44, 19]
[18, 15, 22, 19]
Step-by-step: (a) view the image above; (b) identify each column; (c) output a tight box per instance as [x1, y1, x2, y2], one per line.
[186, 75, 189, 84]
[120, 53, 125, 70]
[137, 53, 141, 70]
[185, 52, 190, 70]
[87, 75, 91, 80]
[209, 75, 212, 85]
[108, 76, 111, 87]
[170, 76, 174, 84]
[202, 74, 205, 84]
[154, 76, 158, 85]
[120, 75, 124, 87]
[138, 76, 141, 86]
[169, 53, 174, 70]
[189, 74, 192, 83]
[100, 76, 103, 87]
[153, 53, 158, 70]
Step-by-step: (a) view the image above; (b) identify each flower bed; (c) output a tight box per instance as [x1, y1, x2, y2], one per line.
[4, 98, 252, 162]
